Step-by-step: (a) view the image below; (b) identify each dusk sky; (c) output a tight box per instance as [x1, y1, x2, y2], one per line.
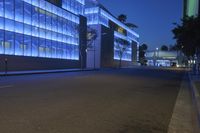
[99, 0, 183, 50]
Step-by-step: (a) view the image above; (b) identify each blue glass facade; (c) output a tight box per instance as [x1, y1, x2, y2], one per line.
[85, 7, 139, 62]
[62, 0, 85, 15]
[85, 7, 109, 27]
[0, 0, 83, 60]
[114, 32, 132, 61]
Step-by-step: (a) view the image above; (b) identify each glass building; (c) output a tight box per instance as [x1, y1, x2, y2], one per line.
[0, 0, 139, 71]
[85, 6, 139, 62]
[0, 0, 85, 60]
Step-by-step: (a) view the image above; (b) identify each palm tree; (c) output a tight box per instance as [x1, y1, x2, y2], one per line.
[160, 45, 169, 51]
[118, 14, 127, 23]
[172, 16, 200, 58]
[139, 44, 148, 65]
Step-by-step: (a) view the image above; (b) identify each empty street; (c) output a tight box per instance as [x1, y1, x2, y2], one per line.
[0, 68, 184, 133]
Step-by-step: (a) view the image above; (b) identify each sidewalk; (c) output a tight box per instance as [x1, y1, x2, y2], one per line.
[0, 68, 95, 76]
[168, 74, 200, 133]
[189, 73, 200, 131]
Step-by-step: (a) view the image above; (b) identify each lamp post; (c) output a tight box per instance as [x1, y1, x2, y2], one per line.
[156, 48, 159, 66]
[5, 58, 8, 75]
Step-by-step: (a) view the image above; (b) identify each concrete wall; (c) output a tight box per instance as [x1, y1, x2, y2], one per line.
[86, 25, 102, 69]
[100, 25, 115, 68]
[132, 41, 138, 65]
[0, 16, 87, 72]
[0, 54, 80, 72]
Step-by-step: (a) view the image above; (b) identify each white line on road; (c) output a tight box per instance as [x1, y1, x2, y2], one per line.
[0, 85, 13, 89]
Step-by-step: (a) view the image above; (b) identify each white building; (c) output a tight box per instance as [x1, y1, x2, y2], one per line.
[145, 51, 185, 67]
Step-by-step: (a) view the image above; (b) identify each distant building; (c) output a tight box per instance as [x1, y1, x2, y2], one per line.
[145, 51, 185, 67]
[183, 0, 200, 68]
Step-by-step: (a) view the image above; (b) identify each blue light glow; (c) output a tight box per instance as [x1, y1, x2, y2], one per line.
[85, 6, 139, 62]
[100, 9, 139, 38]
[85, 7, 109, 27]
[62, 0, 85, 15]
[114, 32, 132, 43]
[0, 0, 81, 60]
[114, 32, 132, 61]
[85, 7, 139, 39]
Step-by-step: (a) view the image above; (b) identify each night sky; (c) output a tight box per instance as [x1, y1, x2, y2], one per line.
[99, 0, 183, 50]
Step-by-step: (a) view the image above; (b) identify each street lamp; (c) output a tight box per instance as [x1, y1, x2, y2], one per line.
[156, 48, 159, 66]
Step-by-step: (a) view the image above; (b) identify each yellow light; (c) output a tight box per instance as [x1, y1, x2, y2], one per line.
[117, 27, 124, 34]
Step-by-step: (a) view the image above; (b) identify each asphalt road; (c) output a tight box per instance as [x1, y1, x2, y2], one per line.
[0, 67, 184, 133]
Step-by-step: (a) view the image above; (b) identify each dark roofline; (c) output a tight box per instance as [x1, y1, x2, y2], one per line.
[98, 3, 138, 27]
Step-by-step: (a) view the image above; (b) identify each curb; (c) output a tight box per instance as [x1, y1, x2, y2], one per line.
[188, 73, 200, 128]
[0, 69, 98, 76]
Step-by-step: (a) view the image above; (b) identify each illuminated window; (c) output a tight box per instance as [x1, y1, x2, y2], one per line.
[0, 0, 4, 17]
[0, 0, 81, 60]
[32, 37, 39, 57]
[117, 27, 125, 34]
[24, 2, 32, 25]
[114, 35, 132, 61]
[24, 35, 31, 56]
[5, 0, 14, 19]
[5, 31, 14, 55]
[15, 33, 23, 55]
[0, 17, 4, 30]
[62, 0, 85, 15]
[0, 30, 4, 54]
[46, 40, 52, 57]
[32, 7, 39, 27]
[39, 38, 46, 57]
[5, 19, 14, 32]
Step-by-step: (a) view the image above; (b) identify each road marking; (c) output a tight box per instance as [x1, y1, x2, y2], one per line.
[0, 85, 13, 89]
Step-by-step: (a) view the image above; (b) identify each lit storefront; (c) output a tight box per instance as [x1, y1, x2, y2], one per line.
[146, 51, 185, 67]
